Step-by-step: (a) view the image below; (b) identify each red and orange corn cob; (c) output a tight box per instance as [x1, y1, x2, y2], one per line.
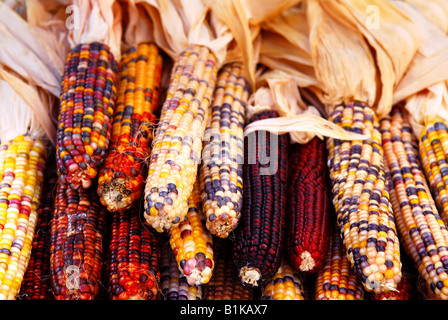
[286, 137, 331, 273]
[315, 223, 365, 300]
[18, 174, 56, 300]
[232, 110, 289, 287]
[168, 180, 214, 286]
[98, 42, 162, 213]
[159, 243, 203, 300]
[199, 62, 248, 238]
[50, 181, 107, 300]
[326, 102, 402, 293]
[261, 259, 306, 300]
[144, 44, 218, 232]
[56, 42, 118, 190]
[106, 204, 161, 300]
[204, 239, 254, 300]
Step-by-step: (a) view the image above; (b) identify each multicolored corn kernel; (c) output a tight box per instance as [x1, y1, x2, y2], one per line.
[261, 259, 306, 300]
[56, 41, 118, 190]
[232, 110, 289, 288]
[106, 204, 161, 300]
[286, 137, 331, 273]
[168, 180, 214, 286]
[419, 118, 448, 225]
[0, 135, 47, 300]
[316, 223, 365, 300]
[18, 174, 56, 300]
[159, 243, 203, 300]
[98, 42, 162, 213]
[204, 239, 254, 300]
[326, 102, 402, 293]
[50, 181, 107, 300]
[199, 62, 248, 238]
[381, 106, 448, 300]
[144, 44, 218, 232]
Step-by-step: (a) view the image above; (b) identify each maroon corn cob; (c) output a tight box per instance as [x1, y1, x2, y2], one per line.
[106, 204, 161, 300]
[232, 110, 289, 287]
[286, 137, 331, 273]
[50, 181, 107, 300]
[18, 175, 57, 300]
[204, 239, 254, 300]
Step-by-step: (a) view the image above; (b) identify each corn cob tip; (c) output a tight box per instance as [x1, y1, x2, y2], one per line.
[239, 267, 262, 287]
[206, 217, 238, 239]
[182, 257, 214, 286]
[298, 251, 316, 272]
[99, 180, 137, 213]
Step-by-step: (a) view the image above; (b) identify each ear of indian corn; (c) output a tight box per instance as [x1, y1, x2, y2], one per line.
[106, 203, 161, 300]
[168, 180, 214, 286]
[159, 243, 203, 300]
[381, 106, 448, 300]
[232, 110, 289, 288]
[0, 135, 47, 300]
[326, 102, 402, 293]
[144, 44, 218, 232]
[18, 174, 56, 300]
[286, 137, 331, 273]
[204, 238, 254, 300]
[419, 119, 448, 225]
[50, 181, 107, 300]
[315, 223, 365, 300]
[199, 62, 248, 238]
[261, 258, 306, 300]
[56, 41, 118, 190]
[97, 42, 162, 213]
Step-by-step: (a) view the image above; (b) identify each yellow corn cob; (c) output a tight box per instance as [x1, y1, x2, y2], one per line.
[144, 45, 218, 232]
[0, 135, 47, 300]
[199, 62, 248, 238]
[168, 179, 214, 286]
[261, 259, 306, 300]
[382, 106, 448, 300]
[326, 102, 402, 293]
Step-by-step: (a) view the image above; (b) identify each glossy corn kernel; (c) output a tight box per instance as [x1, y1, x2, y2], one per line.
[199, 62, 248, 238]
[204, 239, 254, 300]
[316, 224, 365, 300]
[286, 137, 331, 273]
[261, 259, 306, 300]
[98, 42, 162, 213]
[381, 106, 448, 300]
[419, 119, 448, 225]
[232, 110, 289, 288]
[50, 181, 107, 300]
[168, 180, 214, 286]
[144, 44, 218, 232]
[56, 42, 118, 190]
[159, 243, 203, 300]
[0, 135, 47, 300]
[106, 204, 161, 300]
[18, 174, 56, 300]
[326, 102, 402, 293]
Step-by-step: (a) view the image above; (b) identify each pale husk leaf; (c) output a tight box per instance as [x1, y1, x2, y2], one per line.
[404, 0, 448, 34]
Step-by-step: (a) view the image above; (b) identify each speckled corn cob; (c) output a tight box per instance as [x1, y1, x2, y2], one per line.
[50, 181, 107, 300]
[18, 174, 56, 300]
[98, 43, 162, 213]
[232, 110, 289, 288]
[315, 224, 365, 300]
[144, 45, 218, 232]
[286, 137, 331, 273]
[419, 119, 448, 225]
[326, 102, 402, 293]
[0, 135, 47, 300]
[199, 63, 248, 238]
[204, 239, 254, 300]
[261, 259, 306, 300]
[106, 204, 161, 300]
[168, 180, 214, 286]
[159, 243, 203, 300]
[381, 106, 448, 300]
[56, 42, 118, 190]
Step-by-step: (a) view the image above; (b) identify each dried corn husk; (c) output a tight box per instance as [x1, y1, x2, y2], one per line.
[404, 0, 448, 34]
